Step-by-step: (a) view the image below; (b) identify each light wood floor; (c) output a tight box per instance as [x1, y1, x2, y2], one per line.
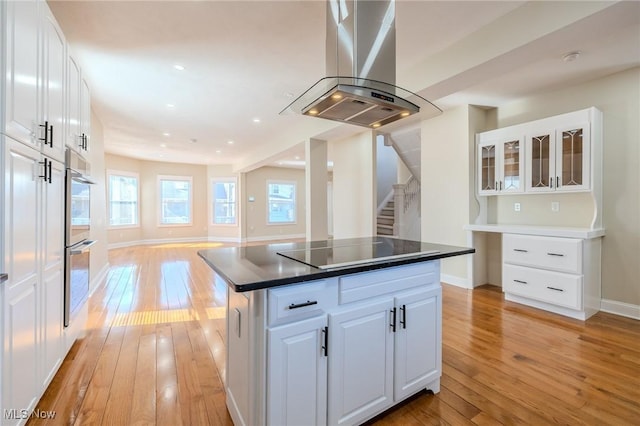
[29, 244, 640, 425]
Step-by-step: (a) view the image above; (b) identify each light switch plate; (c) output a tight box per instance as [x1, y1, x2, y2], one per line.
[514, 202, 521, 212]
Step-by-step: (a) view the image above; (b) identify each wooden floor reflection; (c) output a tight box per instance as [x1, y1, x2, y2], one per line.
[29, 244, 640, 425]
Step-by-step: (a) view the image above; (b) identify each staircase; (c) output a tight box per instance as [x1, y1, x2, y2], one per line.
[376, 199, 395, 236]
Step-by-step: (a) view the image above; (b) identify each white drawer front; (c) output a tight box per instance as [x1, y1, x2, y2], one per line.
[339, 261, 439, 305]
[503, 264, 582, 310]
[503, 234, 582, 274]
[268, 279, 337, 326]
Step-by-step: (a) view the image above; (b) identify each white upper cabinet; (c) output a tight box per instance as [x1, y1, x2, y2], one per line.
[478, 107, 600, 196]
[41, 4, 67, 162]
[2, 1, 67, 163]
[67, 54, 82, 151]
[526, 123, 590, 193]
[2, 0, 41, 146]
[80, 78, 91, 153]
[478, 136, 525, 195]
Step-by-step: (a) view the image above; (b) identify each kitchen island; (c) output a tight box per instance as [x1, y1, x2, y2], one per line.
[198, 237, 473, 426]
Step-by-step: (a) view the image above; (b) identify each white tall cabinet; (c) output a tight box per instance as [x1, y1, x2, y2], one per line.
[1, 0, 81, 423]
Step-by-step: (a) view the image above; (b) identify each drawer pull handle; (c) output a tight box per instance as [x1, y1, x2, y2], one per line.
[547, 286, 564, 292]
[547, 252, 565, 257]
[513, 249, 528, 253]
[288, 300, 318, 310]
[513, 279, 528, 284]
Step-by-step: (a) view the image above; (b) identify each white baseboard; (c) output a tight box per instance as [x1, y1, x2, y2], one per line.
[600, 299, 640, 320]
[246, 233, 306, 243]
[208, 236, 242, 243]
[108, 236, 211, 250]
[440, 273, 472, 289]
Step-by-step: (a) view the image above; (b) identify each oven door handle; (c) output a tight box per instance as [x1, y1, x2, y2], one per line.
[69, 240, 96, 255]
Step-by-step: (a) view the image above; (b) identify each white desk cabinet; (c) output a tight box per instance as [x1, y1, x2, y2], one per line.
[502, 233, 601, 320]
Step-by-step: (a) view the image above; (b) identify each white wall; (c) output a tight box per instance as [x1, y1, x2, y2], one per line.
[331, 131, 376, 239]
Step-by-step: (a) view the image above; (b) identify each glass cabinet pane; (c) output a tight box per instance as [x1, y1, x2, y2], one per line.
[502, 140, 520, 191]
[561, 129, 583, 187]
[481, 145, 496, 191]
[530, 134, 551, 188]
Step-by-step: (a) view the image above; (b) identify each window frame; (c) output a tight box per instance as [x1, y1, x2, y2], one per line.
[211, 177, 238, 226]
[158, 175, 193, 227]
[107, 169, 140, 229]
[266, 180, 297, 225]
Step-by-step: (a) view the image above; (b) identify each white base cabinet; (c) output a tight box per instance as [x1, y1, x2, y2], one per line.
[502, 233, 601, 320]
[226, 261, 442, 426]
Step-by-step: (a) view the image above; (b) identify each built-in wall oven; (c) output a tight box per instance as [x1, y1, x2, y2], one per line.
[64, 148, 96, 327]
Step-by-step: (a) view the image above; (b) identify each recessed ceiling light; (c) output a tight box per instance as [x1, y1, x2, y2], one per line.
[227, 140, 234, 145]
[308, 109, 318, 115]
[162, 132, 170, 137]
[216, 150, 222, 154]
[562, 51, 581, 62]
[173, 64, 185, 71]
[253, 118, 261, 123]
[284, 92, 295, 98]
[160, 143, 167, 148]
[166, 103, 175, 109]
[190, 138, 197, 143]
[372, 123, 381, 128]
[294, 156, 300, 160]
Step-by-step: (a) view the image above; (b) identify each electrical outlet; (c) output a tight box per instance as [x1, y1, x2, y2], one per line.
[551, 202, 560, 212]
[514, 202, 521, 212]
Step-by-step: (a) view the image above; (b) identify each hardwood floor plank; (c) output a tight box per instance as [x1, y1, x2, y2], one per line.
[28, 244, 639, 426]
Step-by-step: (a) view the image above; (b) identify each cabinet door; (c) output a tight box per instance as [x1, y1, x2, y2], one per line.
[555, 123, 590, 192]
[67, 55, 82, 150]
[499, 137, 524, 193]
[2, 138, 41, 420]
[3, 0, 40, 147]
[394, 287, 441, 401]
[526, 131, 555, 193]
[328, 298, 394, 426]
[40, 158, 65, 386]
[267, 316, 327, 426]
[41, 5, 66, 162]
[478, 141, 498, 195]
[80, 79, 91, 153]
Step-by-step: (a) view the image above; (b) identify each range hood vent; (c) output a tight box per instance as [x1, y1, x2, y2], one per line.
[282, 0, 441, 129]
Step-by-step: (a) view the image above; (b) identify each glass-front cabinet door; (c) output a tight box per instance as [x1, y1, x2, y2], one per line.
[526, 131, 555, 192]
[478, 141, 497, 195]
[478, 138, 524, 195]
[500, 138, 524, 193]
[526, 123, 590, 193]
[556, 123, 590, 192]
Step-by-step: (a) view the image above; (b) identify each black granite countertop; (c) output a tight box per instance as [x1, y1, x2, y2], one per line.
[0, 273, 7, 284]
[198, 236, 474, 292]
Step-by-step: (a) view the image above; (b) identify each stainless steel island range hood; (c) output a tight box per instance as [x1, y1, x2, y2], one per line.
[282, 0, 441, 129]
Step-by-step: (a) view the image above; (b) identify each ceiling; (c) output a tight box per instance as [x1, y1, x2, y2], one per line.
[48, 0, 640, 171]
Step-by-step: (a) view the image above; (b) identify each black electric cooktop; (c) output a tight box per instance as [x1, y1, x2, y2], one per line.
[277, 240, 439, 270]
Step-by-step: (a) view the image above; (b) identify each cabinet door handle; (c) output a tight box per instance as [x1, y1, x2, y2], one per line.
[39, 121, 49, 144]
[513, 279, 528, 284]
[399, 304, 406, 329]
[500, 181, 503, 190]
[547, 252, 565, 257]
[48, 124, 54, 147]
[547, 286, 564, 292]
[321, 326, 328, 357]
[549, 179, 553, 189]
[288, 300, 318, 310]
[513, 249, 528, 253]
[556, 176, 559, 188]
[47, 159, 52, 184]
[39, 158, 49, 182]
[390, 307, 397, 333]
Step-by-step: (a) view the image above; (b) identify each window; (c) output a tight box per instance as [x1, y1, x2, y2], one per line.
[212, 178, 237, 225]
[159, 176, 192, 225]
[267, 181, 296, 224]
[107, 170, 139, 227]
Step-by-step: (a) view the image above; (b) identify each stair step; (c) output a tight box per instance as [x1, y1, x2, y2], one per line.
[377, 224, 393, 230]
[381, 208, 394, 215]
[377, 217, 394, 226]
[377, 227, 394, 236]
